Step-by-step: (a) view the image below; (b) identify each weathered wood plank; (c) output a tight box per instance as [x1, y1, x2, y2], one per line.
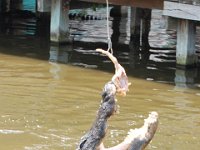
[79, 0, 164, 9]
[163, 1, 200, 21]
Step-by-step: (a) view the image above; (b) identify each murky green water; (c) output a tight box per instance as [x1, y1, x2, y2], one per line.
[0, 51, 200, 150]
[0, 1, 200, 150]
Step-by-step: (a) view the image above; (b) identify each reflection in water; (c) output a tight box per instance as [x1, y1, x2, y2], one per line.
[175, 68, 198, 89]
[0, 52, 200, 150]
[0, 2, 200, 150]
[49, 62, 61, 80]
[49, 44, 73, 80]
[49, 44, 73, 64]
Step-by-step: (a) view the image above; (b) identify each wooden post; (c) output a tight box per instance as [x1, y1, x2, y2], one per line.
[37, 0, 51, 12]
[176, 19, 197, 67]
[50, 0, 71, 43]
[5, 0, 10, 12]
[129, 7, 141, 54]
[10, 0, 22, 10]
[110, 6, 121, 45]
[0, 0, 7, 13]
[141, 8, 151, 51]
[35, 0, 38, 12]
[110, 6, 131, 46]
[118, 6, 129, 44]
[129, 7, 151, 53]
[0, 0, 2, 12]
[36, 0, 51, 39]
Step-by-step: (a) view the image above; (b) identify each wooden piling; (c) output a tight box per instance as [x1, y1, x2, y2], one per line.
[118, 6, 130, 44]
[129, 7, 141, 53]
[0, 0, 7, 13]
[37, 0, 51, 12]
[110, 6, 121, 45]
[129, 7, 151, 53]
[176, 19, 197, 67]
[4, 0, 10, 12]
[0, 0, 2, 12]
[50, 0, 71, 43]
[141, 8, 151, 51]
[163, 1, 200, 67]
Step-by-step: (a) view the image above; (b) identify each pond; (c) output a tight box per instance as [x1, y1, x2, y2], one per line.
[0, 1, 200, 150]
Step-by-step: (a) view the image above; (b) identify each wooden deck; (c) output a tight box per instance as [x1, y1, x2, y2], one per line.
[79, 0, 164, 9]
[5, 0, 197, 67]
[75, 0, 200, 67]
[163, 1, 200, 21]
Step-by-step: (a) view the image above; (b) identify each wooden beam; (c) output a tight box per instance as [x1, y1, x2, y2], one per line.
[79, 0, 164, 9]
[163, 1, 200, 21]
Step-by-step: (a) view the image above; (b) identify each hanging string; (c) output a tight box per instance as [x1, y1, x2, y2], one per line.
[106, 0, 113, 54]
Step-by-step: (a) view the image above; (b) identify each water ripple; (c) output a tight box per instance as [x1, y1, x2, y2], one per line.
[0, 129, 24, 134]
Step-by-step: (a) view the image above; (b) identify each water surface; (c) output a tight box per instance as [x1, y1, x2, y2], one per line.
[0, 52, 200, 150]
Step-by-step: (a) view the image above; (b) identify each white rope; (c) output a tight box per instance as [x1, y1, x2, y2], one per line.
[106, 0, 113, 54]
